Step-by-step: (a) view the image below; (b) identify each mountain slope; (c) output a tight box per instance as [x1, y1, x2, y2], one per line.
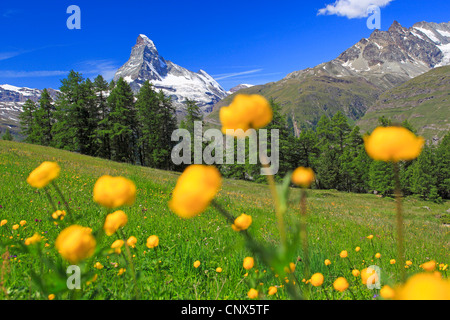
[358, 66, 450, 141]
[114, 34, 227, 113]
[208, 21, 450, 134]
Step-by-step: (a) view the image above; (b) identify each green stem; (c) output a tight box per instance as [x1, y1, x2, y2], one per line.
[393, 162, 406, 283]
[51, 182, 75, 224]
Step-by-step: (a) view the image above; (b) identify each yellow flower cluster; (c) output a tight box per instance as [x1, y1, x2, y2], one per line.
[55, 225, 96, 264]
[52, 210, 66, 220]
[291, 167, 315, 188]
[364, 126, 424, 162]
[27, 161, 60, 188]
[103, 210, 128, 236]
[169, 165, 221, 219]
[220, 94, 273, 135]
[93, 175, 136, 208]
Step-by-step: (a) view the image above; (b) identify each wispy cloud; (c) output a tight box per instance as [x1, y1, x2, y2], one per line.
[0, 70, 68, 78]
[212, 69, 263, 80]
[78, 60, 119, 81]
[318, 0, 394, 19]
[2, 9, 19, 18]
[0, 51, 25, 61]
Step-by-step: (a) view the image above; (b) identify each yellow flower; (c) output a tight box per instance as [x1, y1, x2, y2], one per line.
[1, 220, 7, 227]
[94, 262, 104, 270]
[310, 273, 324, 287]
[25, 233, 41, 246]
[243, 257, 254, 270]
[146, 235, 159, 249]
[291, 167, 315, 188]
[380, 285, 395, 299]
[440, 264, 448, 271]
[232, 214, 252, 231]
[55, 225, 96, 264]
[268, 286, 277, 296]
[361, 267, 378, 285]
[126, 236, 137, 248]
[103, 210, 128, 236]
[169, 165, 221, 219]
[48, 294, 55, 300]
[406, 260, 413, 266]
[247, 288, 259, 299]
[194, 260, 201, 268]
[395, 273, 450, 300]
[111, 239, 124, 254]
[364, 126, 424, 162]
[220, 94, 272, 135]
[19, 220, 26, 226]
[52, 210, 66, 220]
[12, 224, 19, 230]
[367, 235, 374, 240]
[118, 268, 126, 276]
[390, 259, 396, 265]
[421, 260, 436, 272]
[93, 175, 136, 209]
[27, 161, 60, 188]
[375, 253, 381, 259]
[333, 277, 349, 292]
[355, 247, 361, 252]
[216, 267, 223, 273]
[352, 269, 360, 277]
[340, 250, 348, 258]
[324, 259, 331, 266]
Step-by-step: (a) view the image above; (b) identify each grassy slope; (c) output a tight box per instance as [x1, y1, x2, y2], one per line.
[206, 75, 381, 131]
[0, 140, 448, 299]
[358, 66, 450, 140]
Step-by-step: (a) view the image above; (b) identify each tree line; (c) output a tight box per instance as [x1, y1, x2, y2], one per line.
[19, 71, 449, 202]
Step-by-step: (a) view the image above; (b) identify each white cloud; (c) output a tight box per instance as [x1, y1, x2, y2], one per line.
[0, 70, 68, 78]
[212, 69, 263, 80]
[318, 0, 394, 19]
[78, 60, 118, 81]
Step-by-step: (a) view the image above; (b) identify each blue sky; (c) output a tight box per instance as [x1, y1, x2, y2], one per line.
[0, 0, 449, 91]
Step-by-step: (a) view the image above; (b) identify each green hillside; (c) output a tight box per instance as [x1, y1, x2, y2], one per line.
[206, 75, 382, 133]
[358, 66, 450, 140]
[0, 140, 448, 300]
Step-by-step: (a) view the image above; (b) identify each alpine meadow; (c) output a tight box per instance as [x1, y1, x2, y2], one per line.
[0, 1, 450, 304]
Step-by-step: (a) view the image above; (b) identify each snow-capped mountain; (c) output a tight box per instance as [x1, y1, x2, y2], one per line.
[0, 85, 59, 136]
[286, 21, 450, 89]
[227, 84, 254, 95]
[114, 34, 227, 113]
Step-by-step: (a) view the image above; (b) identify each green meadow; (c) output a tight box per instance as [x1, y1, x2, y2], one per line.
[0, 140, 448, 300]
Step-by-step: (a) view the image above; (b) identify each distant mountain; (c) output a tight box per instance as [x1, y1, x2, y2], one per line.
[114, 34, 227, 113]
[227, 84, 254, 95]
[0, 85, 59, 138]
[208, 21, 450, 135]
[358, 65, 450, 141]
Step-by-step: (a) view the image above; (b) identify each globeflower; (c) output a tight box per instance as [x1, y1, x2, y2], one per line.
[111, 240, 124, 254]
[52, 210, 66, 220]
[390, 259, 396, 265]
[194, 260, 201, 268]
[146, 235, 159, 249]
[324, 259, 331, 266]
[232, 214, 252, 231]
[421, 260, 436, 272]
[25, 233, 41, 246]
[216, 267, 223, 273]
[243, 257, 254, 270]
[363, 126, 424, 162]
[361, 267, 378, 285]
[352, 269, 360, 277]
[93, 175, 136, 209]
[19, 220, 26, 226]
[394, 273, 450, 300]
[333, 277, 349, 292]
[27, 161, 60, 188]
[380, 285, 395, 299]
[94, 262, 104, 270]
[12, 224, 19, 230]
[169, 165, 221, 219]
[220, 94, 272, 135]
[310, 273, 324, 287]
[268, 286, 277, 296]
[55, 225, 96, 264]
[340, 250, 348, 258]
[247, 288, 259, 299]
[0, 220, 7, 227]
[103, 210, 128, 236]
[126, 236, 137, 248]
[375, 253, 381, 259]
[291, 167, 315, 188]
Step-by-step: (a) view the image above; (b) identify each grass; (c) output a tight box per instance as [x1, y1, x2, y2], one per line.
[0, 140, 448, 300]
